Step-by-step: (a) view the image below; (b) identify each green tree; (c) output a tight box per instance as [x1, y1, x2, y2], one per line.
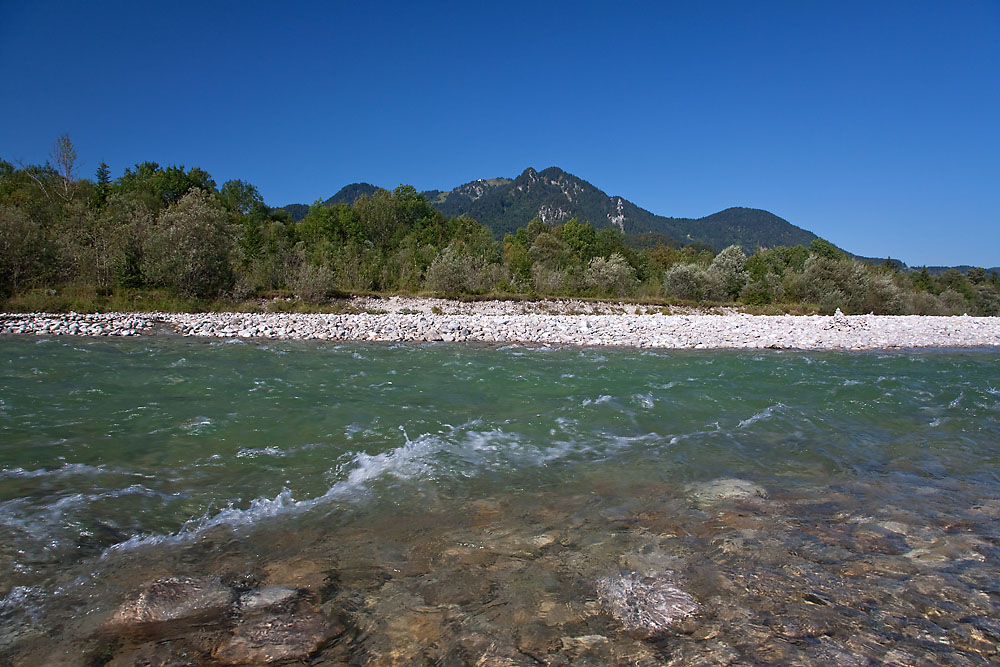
[709, 244, 749, 299]
[967, 267, 986, 285]
[94, 161, 111, 209]
[219, 179, 264, 217]
[143, 188, 234, 296]
[0, 205, 46, 294]
[809, 238, 843, 260]
[559, 218, 599, 261]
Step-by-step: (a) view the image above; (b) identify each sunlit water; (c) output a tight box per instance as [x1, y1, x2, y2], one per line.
[1, 336, 998, 664]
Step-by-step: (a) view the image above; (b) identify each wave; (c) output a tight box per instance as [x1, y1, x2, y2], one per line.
[738, 403, 785, 429]
[100, 422, 655, 558]
[0, 462, 109, 480]
[582, 395, 614, 406]
[236, 446, 287, 459]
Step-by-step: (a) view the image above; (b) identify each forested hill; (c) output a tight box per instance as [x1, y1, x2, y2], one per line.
[295, 166, 821, 254]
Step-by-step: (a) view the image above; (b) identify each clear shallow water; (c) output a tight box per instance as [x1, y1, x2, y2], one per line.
[1, 336, 999, 664]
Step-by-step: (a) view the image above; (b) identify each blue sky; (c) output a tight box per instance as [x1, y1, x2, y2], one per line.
[1, 1, 997, 267]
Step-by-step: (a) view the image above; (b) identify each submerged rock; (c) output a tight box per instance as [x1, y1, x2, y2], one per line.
[237, 586, 300, 613]
[107, 576, 233, 629]
[212, 611, 341, 664]
[595, 570, 700, 638]
[106, 640, 199, 667]
[687, 478, 769, 507]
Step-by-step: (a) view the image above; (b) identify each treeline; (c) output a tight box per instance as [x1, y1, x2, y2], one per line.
[2, 137, 999, 315]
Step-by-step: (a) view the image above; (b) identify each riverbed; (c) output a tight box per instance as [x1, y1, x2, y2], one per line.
[1, 336, 998, 664]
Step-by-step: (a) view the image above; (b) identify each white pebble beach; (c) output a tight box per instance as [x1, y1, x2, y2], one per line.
[2, 296, 999, 350]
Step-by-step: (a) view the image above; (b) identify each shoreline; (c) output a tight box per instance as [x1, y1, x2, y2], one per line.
[2, 297, 999, 350]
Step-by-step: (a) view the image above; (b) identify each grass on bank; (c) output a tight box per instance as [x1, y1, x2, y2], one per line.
[1, 284, 825, 316]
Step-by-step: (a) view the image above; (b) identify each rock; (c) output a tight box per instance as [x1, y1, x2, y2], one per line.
[263, 557, 330, 590]
[212, 611, 342, 664]
[687, 478, 769, 507]
[237, 586, 300, 613]
[422, 570, 492, 605]
[595, 570, 700, 638]
[107, 576, 233, 629]
[105, 640, 199, 667]
[517, 621, 562, 657]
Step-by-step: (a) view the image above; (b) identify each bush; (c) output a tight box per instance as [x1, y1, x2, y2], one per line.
[973, 285, 1000, 316]
[939, 288, 969, 315]
[709, 244, 748, 299]
[0, 205, 46, 294]
[862, 274, 905, 314]
[424, 242, 503, 295]
[144, 189, 234, 297]
[585, 253, 637, 297]
[792, 256, 869, 313]
[663, 263, 720, 301]
[532, 263, 566, 295]
[906, 290, 942, 315]
[740, 272, 784, 306]
[291, 261, 338, 301]
[469, 263, 508, 293]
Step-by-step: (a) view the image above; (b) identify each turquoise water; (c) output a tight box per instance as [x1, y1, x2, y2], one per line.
[1, 336, 999, 664]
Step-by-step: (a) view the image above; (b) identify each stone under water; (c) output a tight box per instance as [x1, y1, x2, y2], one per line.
[595, 570, 701, 638]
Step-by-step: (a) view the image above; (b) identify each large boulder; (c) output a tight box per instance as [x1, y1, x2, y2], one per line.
[213, 611, 342, 664]
[595, 570, 700, 638]
[107, 577, 233, 630]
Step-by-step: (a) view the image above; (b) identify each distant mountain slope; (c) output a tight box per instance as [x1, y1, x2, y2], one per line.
[422, 166, 820, 253]
[280, 166, 823, 253]
[273, 203, 309, 221]
[324, 182, 379, 206]
[275, 183, 380, 221]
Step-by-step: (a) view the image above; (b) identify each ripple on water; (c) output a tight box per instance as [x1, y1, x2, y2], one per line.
[0, 340, 998, 663]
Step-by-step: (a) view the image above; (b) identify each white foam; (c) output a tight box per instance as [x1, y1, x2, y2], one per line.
[0, 462, 108, 480]
[182, 417, 214, 433]
[738, 404, 785, 429]
[0, 585, 44, 619]
[633, 393, 655, 409]
[99, 421, 638, 558]
[582, 395, 614, 406]
[236, 446, 287, 459]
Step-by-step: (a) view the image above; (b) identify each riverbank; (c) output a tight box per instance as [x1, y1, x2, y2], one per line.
[3, 297, 999, 349]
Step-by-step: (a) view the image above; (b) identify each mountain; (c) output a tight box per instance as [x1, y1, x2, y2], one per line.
[419, 166, 820, 253]
[273, 203, 309, 221]
[281, 166, 823, 253]
[324, 182, 379, 207]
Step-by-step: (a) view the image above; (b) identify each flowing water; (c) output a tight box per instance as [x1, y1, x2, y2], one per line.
[1, 336, 999, 665]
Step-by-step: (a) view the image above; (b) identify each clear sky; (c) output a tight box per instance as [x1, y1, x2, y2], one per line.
[1, 1, 997, 267]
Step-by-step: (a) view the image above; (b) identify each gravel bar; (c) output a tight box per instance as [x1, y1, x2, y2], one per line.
[3, 299, 999, 350]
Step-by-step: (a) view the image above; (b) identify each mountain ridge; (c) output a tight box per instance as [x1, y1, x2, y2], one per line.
[280, 166, 822, 255]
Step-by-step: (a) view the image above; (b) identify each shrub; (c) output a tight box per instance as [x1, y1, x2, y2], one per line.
[0, 205, 46, 294]
[532, 263, 566, 295]
[424, 242, 504, 295]
[740, 272, 784, 306]
[291, 261, 338, 301]
[709, 244, 749, 299]
[585, 253, 637, 296]
[663, 263, 718, 301]
[906, 290, 942, 315]
[862, 274, 905, 314]
[424, 244, 470, 294]
[469, 263, 508, 294]
[793, 256, 869, 313]
[143, 189, 234, 297]
[939, 288, 969, 315]
[973, 284, 1000, 316]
